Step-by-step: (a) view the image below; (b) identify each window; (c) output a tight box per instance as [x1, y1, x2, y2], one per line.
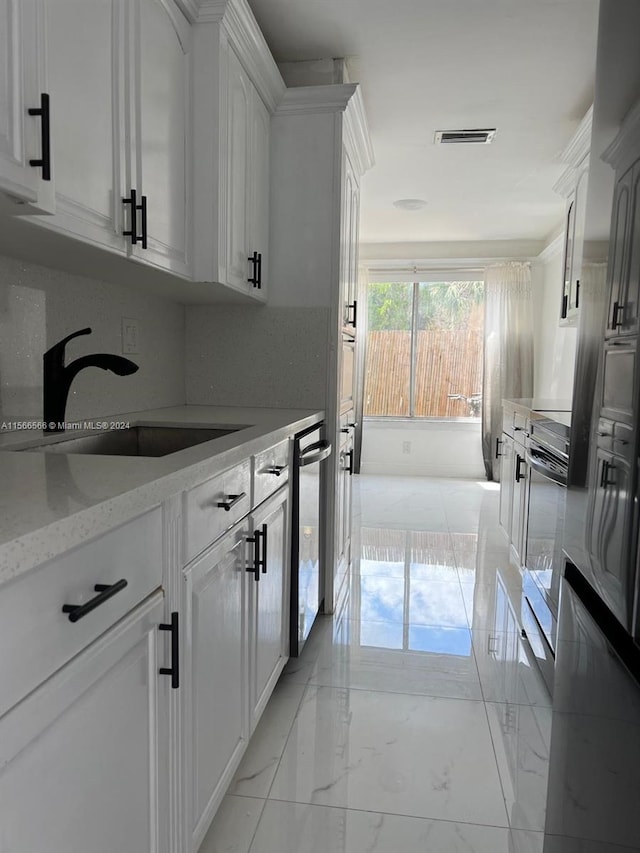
[364, 280, 484, 419]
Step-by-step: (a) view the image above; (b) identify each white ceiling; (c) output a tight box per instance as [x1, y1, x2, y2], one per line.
[247, 0, 600, 246]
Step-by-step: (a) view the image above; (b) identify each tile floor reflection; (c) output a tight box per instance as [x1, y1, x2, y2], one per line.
[200, 476, 550, 853]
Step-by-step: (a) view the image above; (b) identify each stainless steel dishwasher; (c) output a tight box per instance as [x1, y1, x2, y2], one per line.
[290, 423, 332, 656]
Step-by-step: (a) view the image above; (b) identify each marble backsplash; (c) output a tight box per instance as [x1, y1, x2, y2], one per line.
[186, 305, 330, 410]
[0, 254, 186, 428]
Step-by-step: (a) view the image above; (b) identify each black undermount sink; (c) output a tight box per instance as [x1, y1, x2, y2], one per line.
[19, 425, 249, 457]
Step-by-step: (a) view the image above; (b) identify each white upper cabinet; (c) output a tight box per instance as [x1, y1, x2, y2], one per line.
[13, 0, 191, 276]
[0, 0, 54, 213]
[191, 1, 283, 299]
[554, 106, 593, 326]
[38, 0, 123, 250]
[129, 0, 191, 275]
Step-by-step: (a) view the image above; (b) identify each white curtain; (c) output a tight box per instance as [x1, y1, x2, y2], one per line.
[482, 262, 534, 480]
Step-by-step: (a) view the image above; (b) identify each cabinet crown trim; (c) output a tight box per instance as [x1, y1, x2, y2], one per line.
[344, 85, 375, 177]
[602, 97, 640, 174]
[553, 105, 592, 199]
[196, 0, 285, 111]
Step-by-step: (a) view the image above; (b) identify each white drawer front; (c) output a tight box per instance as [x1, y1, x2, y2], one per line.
[0, 508, 162, 719]
[253, 440, 290, 508]
[184, 460, 251, 564]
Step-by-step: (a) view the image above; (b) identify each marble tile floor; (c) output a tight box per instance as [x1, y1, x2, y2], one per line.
[200, 475, 551, 853]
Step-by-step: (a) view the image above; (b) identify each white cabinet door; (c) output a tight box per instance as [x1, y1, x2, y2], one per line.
[225, 46, 252, 292]
[129, 0, 191, 276]
[0, 0, 53, 213]
[336, 427, 353, 596]
[185, 521, 249, 850]
[248, 487, 289, 729]
[248, 86, 270, 298]
[0, 592, 169, 853]
[37, 0, 124, 249]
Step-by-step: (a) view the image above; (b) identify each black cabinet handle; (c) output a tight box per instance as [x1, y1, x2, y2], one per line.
[216, 492, 246, 512]
[515, 454, 525, 482]
[612, 301, 623, 329]
[139, 193, 148, 249]
[246, 524, 267, 581]
[257, 252, 262, 288]
[600, 460, 616, 488]
[159, 611, 179, 689]
[62, 578, 128, 623]
[561, 293, 568, 319]
[346, 300, 358, 328]
[260, 523, 268, 574]
[344, 448, 354, 475]
[495, 437, 503, 458]
[265, 465, 286, 476]
[575, 279, 580, 309]
[123, 189, 138, 244]
[28, 93, 51, 181]
[248, 251, 261, 287]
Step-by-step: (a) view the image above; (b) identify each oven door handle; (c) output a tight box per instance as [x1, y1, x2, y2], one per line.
[299, 440, 332, 466]
[526, 451, 567, 486]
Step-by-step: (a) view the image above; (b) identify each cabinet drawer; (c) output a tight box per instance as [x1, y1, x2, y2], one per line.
[0, 508, 162, 719]
[184, 460, 251, 563]
[253, 440, 290, 507]
[502, 409, 515, 436]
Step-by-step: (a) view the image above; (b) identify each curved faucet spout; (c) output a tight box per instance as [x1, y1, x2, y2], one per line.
[43, 329, 139, 432]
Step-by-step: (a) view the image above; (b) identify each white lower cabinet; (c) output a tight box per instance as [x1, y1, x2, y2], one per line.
[0, 592, 169, 853]
[248, 486, 289, 730]
[184, 520, 249, 850]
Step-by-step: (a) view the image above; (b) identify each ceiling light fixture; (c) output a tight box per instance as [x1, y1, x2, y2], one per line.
[393, 198, 428, 211]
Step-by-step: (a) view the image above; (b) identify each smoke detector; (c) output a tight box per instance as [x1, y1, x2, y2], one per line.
[434, 128, 497, 145]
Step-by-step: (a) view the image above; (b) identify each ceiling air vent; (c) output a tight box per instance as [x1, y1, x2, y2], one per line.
[434, 128, 497, 145]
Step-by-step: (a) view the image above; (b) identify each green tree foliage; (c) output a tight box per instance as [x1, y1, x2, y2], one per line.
[367, 281, 484, 331]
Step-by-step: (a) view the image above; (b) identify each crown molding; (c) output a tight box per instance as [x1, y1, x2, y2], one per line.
[275, 83, 358, 116]
[602, 96, 640, 174]
[559, 105, 593, 167]
[196, 0, 285, 111]
[173, 0, 200, 21]
[343, 86, 375, 176]
[553, 106, 593, 198]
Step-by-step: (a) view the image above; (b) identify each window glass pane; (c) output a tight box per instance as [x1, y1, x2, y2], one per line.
[414, 281, 484, 418]
[364, 282, 412, 416]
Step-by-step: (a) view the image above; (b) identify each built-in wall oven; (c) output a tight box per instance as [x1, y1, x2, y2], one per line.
[290, 423, 332, 656]
[522, 415, 570, 694]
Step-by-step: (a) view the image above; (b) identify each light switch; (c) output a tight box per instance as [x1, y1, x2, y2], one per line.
[122, 317, 140, 354]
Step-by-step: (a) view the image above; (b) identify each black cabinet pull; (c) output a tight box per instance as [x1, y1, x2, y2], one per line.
[561, 293, 568, 319]
[345, 448, 354, 475]
[62, 578, 128, 623]
[139, 194, 148, 249]
[346, 300, 358, 328]
[495, 437, 503, 458]
[265, 465, 286, 476]
[28, 93, 51, 181]
[248, 251, 261, 287]
[123, 189, 138, 244]
[612, 301, 623, 329]
[216, 492, 246, 512]
[260, 523, 268, 574]
[159, 611, 179, 689]
[575, 279, 580, 308]
[515, 454, 525, 483]
[600, 460, 616, 488]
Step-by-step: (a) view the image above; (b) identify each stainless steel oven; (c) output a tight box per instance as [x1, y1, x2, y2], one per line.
[522, 417, 569, 694]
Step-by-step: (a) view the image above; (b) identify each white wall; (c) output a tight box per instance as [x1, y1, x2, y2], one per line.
[532, 244, 578, 401]
[0, 254, 185, 425]
[360, 419, 484, 478]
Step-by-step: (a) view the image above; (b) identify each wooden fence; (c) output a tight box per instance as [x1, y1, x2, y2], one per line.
[364, 329, 483, 417]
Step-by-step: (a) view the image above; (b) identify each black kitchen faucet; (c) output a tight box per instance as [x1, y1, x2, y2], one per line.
[43, 327, 138, 432]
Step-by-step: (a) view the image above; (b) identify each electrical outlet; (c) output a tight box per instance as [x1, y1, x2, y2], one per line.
[402, 440, 411, 454]
[122, 318, 139, 354]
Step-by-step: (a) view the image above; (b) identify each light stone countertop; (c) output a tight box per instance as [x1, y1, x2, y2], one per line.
[0, 405, 323, 586]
